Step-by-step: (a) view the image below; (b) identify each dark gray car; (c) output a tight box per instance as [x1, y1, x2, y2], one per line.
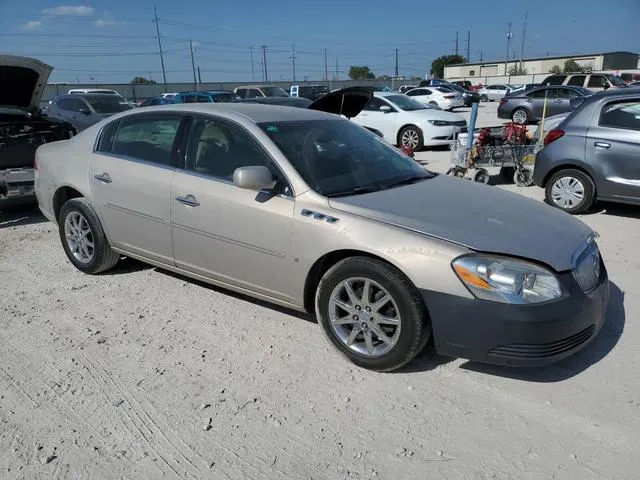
[48, 93, 133, 131]
[498, 86, 593, 125]
[533, 87, 640, 214]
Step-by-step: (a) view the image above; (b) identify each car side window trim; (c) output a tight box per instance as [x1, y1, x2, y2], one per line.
[179, 113, 295, 197]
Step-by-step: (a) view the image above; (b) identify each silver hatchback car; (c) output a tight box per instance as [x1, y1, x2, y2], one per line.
[35, 99, 609, 371]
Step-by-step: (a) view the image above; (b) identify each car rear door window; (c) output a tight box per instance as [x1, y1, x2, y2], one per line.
[527, 89, 552, 99]
[556, 88, 581, 99]
[109, 116, 181, 165]
[57, 98, 82, 112]
[599, 100, 640, 131]
[544, 75, 567, 86]
[588, 75, 608, 88]
[567, 75, 586, 87]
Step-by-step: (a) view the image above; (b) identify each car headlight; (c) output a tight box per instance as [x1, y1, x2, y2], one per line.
[452, 255, 564, 304]
[429, 120, 451, 126]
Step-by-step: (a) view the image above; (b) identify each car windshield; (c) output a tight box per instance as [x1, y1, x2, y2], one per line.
[383, 94, 429, 111]
[262, 87, 289, 97]
[605, 74, 625, 87]
[85, 96, 133, 113]
[258, 119, 433, 197]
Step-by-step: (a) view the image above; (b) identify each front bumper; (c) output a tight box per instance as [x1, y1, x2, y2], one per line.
[420, 264, 609, 367]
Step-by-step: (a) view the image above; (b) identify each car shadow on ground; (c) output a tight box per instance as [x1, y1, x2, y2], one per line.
[100, 256, 155, 275]
[156, 268, 315, 323]
[458, 281, 625, 382]
[591, 202, 640, 220]
[0, 203, 47, 229]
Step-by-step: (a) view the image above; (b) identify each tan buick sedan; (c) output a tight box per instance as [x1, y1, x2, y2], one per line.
[35, 97, 608, 372]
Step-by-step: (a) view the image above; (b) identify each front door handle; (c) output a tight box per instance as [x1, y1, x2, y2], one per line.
[594, 142, 611, 150]
[175, 194, 200, 207]
[94, 173, 112, 183]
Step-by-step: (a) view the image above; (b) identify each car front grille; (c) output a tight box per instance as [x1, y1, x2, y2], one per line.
[572, 241, 601, 292]
[489, 325, 595, 359]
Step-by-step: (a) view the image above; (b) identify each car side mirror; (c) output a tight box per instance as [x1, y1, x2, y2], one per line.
[79, 108, 91, 115]
[233, 166, 276, 191]
[380, 105, 393, 113]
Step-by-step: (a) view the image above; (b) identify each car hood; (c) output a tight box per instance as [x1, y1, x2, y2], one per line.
[328, 175, 593, 272]
[0, 55, 52, 111]
[307, 87, 373, 119]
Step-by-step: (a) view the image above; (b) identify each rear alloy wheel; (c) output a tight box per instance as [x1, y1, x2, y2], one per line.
[316, 257, 430, 372]
[428, 101, 439, 108]
[480, 94, 488, 102]
[545, 169, 596, 214]
[512, 108, 529, 125]
[58, 198, 120, 274]
[398, 126, 424, 151]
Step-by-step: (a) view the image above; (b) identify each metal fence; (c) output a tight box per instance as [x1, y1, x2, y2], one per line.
[43, 79, 416, 102]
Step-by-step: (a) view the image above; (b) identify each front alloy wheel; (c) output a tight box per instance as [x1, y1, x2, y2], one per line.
[329, 277, 401, 357]
[399, 126, 424, 151]
[316, 256, 431, 371]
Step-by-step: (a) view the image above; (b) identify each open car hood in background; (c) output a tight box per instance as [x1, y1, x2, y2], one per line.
[307, 87, 373, 119]
[0, 55, 53, 111]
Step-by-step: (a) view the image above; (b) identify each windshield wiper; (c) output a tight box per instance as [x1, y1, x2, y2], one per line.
[326, 186, 380, 198]
[384, 174, 431, 189]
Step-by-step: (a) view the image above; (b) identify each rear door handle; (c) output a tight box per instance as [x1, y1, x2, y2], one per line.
[594, 142, 611, 150]
[94, 173, 112, 183]
[175, 194, 200, 207]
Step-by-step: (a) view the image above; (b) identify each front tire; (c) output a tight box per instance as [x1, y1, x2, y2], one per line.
[545, 169, 596, 214]
[316, 257, 431, 372]
[398, 125, 424, 151]
[58, 197, 120, 274]
[480, 94, 488, 102]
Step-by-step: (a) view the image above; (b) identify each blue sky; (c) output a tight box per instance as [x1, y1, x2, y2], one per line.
[0, 0, 638, 84]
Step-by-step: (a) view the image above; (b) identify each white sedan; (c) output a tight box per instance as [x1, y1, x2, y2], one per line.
[476, 84, 513, 102]
[404, 87, 465, 111]
[352, 92, 467, 150]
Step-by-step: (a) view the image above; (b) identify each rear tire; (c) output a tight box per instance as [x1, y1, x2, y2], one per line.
[512, 108, 529, 125]
[58, 198, 120, 274]
[545, 169, 596, 214]
[315, 257, 431, 372]
[480, 94, 488, 102]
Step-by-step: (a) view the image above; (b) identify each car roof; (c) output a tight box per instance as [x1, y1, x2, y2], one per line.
[55, 93, 122, 99]
[127, 102, 338, 123]
[234, 85, 280, 89]
[373, 91, 403, 97]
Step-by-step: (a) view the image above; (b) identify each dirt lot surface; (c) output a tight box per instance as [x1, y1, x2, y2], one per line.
[1, 103, 639, 480]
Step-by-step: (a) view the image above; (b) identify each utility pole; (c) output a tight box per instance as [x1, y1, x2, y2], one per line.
[153, 6, 167, 92]
[261, 45, 268, 82]
[519, 11, 528, 72]
[289, 44, 297, 82]
[394, 48, 399, 77]
[197, 66, 202, 84]
[480, 50, 483, 62]
[335, 58, 339, 80]
[466, 30, 470, 62]
[505, 22, 512, 75]
[324, 48, 328, 81]
[250, 46, 255, 81]
[455, 31, 459, 56]
[189, 39, 197, 91]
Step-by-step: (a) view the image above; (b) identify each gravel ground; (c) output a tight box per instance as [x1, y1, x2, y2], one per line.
[1, 103, 639, 480]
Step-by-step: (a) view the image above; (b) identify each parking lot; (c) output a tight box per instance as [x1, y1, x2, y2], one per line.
[1, 102, 639, 480]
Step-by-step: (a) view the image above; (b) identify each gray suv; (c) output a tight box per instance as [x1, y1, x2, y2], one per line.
[48, 93, 133, 132]
[534, 87, 640, 214]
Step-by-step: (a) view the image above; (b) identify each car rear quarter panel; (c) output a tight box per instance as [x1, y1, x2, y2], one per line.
[289, 190, 474, 307]
[35, 127, 97, 222]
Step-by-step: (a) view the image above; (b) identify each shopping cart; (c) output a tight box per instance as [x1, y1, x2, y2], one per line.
[447, 124, 540, 186]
